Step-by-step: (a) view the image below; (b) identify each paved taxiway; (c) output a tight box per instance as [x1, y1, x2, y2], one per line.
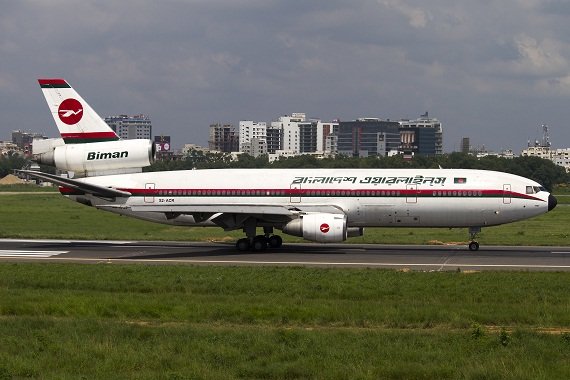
[1, 239, 569, 271]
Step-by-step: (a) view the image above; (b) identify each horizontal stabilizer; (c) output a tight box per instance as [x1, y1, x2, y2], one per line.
[18, 170, 131, 198]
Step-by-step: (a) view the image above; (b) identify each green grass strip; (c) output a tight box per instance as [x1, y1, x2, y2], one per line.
[0, 264, 569, 379]
[1, 193, 570, 245]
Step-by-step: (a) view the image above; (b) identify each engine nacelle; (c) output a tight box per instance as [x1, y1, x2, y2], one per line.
[33, 139, 155, 176]
[281, 213, 347, 243]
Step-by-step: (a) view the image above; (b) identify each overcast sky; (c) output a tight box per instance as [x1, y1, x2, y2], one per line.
[2, 0, 570, 152]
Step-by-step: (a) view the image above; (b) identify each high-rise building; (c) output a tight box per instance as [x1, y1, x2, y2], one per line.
[11, 130, 47, 155]
[267, 114, 339, 158]
[317, 121, 339, 154]
[337, 119, 401, 157]
[398, 126, 437, 156]
[266, 125, 282, 154]
[399, 113, 443, 155]
[208, 123, 239, 152]
[461, 137, 470, 153]
[299, 121, 318, 153]
[239, 121, 267, 153]
[105, 114, 152, 140]
[271, 113, 306, 154]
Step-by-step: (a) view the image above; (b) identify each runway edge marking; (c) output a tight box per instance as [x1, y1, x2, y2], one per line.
[0, 250, 68, 258]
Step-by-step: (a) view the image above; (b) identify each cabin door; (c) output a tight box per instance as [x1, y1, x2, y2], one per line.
[144, 183, 155, 203]
[406, 184, 417, 203]
[290, 183, 301, 203]
[503, 184, 511, 204]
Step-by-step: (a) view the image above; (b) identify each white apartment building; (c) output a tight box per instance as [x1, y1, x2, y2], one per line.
[239, 121, 267, 153]
[104, 114, 152, 140]
[521, 146, 570, 172]
[239, 113, 338, 159]
[551, 149, 570, 170]
[271, 113, 306, 154]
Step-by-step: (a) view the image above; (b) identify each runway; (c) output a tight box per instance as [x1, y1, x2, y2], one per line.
[1, 239, 569, 271]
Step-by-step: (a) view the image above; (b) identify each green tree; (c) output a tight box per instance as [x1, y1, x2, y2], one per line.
[0, 152, 27, 178]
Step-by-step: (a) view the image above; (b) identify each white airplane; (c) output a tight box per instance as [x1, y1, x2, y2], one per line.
[23, 78, 557, 251]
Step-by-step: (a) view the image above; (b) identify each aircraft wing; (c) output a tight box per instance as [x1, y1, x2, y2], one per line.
[18, 170, 131, 198]
[127, 204, 345, 216]
[129, 204, 296, 215]
[126, 203, 346, 230]
[130, 203, 344, 215]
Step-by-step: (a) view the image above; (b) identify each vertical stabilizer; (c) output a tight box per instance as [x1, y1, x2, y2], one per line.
[38, 79, 119, 144]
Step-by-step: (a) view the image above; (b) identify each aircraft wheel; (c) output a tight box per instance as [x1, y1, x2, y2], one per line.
[252, 237, 268, 251]
[268, 235, 283, 248]
[236, 238, 250, 251]
[468, 241, 480, 251]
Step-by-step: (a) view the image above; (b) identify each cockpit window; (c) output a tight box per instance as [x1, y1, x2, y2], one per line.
[527, 186, 546, 194]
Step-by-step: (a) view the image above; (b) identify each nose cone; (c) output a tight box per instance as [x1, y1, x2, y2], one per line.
[548, 194, 557, 211]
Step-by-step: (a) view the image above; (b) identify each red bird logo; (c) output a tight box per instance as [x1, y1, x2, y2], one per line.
[58, 98, 83, 125]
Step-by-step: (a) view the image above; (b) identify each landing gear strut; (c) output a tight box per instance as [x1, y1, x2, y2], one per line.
[235, 223, 283, 251]
[468, 227, 481, 251]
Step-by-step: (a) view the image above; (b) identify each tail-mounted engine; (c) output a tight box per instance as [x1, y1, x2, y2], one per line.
[33, 138, 155, 177]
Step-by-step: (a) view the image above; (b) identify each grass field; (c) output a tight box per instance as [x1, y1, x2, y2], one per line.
[1, 190, 570, 378]
[0, 264, 569, 379]
[1, 192, 569, 246]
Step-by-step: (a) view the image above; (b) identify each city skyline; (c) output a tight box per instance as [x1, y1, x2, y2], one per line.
[2, 1, 570, 152]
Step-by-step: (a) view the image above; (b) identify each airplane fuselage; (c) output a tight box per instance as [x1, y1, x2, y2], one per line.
[64, 168, 551, 229]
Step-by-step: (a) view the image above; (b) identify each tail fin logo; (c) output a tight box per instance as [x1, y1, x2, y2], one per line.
[58, 98, 83, 125]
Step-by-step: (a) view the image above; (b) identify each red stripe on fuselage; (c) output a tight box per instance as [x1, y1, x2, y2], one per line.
[114, 187, 545, 201]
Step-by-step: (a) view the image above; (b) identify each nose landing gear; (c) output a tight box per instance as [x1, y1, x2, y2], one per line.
[468, 241, 480, 251]
[468, 226, 481, 251]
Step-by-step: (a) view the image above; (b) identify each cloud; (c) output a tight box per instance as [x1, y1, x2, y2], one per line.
[380, 0, 431, 28]
[512, 34, 569, 76]
[2, 0, 570, 151]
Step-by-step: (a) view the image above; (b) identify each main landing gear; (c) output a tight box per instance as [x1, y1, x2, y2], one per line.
[236, 235, 283, 251]
[468, 227, 481, 251]
[236, 225, 283, 251]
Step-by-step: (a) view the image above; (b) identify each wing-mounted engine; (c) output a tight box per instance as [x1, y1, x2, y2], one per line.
[33, 138, 155, 177]
[281, 213, 348, 243]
